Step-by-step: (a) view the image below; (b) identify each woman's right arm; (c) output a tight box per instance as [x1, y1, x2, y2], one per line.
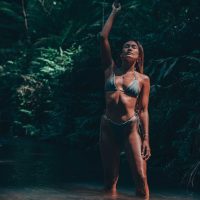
[100, 2, 121, 70]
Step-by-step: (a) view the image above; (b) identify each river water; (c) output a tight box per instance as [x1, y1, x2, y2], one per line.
[0, 183, 199, 200]
[0, 138, 199, 200]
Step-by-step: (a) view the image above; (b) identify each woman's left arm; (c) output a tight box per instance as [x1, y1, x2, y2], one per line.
[138, 75, 151, 161]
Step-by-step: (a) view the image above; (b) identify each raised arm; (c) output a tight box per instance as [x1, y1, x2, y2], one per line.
[100, 1, 121, 70]
[138, 75, 151, 161]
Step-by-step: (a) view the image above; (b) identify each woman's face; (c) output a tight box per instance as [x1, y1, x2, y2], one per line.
[121, 41, 139, 61]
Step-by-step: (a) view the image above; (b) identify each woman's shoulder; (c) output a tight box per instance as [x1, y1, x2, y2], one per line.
[136, 72, 150, 86]
[136, 72, 149, 80]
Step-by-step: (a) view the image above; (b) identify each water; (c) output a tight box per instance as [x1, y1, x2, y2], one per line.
[0, 183, 199, 200]
[0, 138, 199, 199]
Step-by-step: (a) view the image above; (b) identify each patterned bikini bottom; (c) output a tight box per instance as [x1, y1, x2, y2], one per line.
[100, 113, 142, 151]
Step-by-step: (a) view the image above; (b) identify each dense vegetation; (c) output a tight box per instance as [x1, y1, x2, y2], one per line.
[0, 0, 199, 189]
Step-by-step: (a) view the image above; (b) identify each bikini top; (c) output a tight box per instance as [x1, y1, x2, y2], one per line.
[104, 69, 140, 97]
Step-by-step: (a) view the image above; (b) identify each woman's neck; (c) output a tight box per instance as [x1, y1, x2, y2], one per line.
[121, 60, 137, 73]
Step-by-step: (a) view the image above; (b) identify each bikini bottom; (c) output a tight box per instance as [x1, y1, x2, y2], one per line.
[101, 113, 141, 152]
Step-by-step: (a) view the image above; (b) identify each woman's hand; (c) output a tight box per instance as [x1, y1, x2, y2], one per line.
[141, 140, 151, 161]
[112, 1, 121, 13]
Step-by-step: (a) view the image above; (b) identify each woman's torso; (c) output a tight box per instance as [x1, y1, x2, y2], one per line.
[104, 65, 142, 123]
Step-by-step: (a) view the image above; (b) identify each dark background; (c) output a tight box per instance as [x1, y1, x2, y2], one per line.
[0, 0, 199, 191]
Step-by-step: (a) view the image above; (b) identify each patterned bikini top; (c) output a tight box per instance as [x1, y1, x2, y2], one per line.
[104, 69, 140, 97]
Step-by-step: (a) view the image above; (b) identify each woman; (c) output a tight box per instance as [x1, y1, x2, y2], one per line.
[99, 2, 151, 199]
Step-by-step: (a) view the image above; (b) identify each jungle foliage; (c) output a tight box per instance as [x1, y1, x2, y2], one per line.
[0, 0, 199, 188]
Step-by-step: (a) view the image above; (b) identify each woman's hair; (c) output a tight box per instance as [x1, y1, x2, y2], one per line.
[134, 40, 144, 74]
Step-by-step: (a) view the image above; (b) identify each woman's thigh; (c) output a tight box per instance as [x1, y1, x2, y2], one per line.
[124, 120, 147, 178]
[99, 116, 121, 169]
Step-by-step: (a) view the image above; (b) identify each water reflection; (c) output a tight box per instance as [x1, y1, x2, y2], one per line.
[0, 139, 199, 199]
[0, 184, 199, 200]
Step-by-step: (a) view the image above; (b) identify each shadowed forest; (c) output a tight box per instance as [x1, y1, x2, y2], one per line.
[0, 0, 200, 194]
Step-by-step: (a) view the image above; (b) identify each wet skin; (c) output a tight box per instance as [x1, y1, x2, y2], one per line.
[100, 2, 151, 199]
[100, 62, 150, 199]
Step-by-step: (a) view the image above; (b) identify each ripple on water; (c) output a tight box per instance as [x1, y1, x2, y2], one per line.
[0, 183, 199, 200]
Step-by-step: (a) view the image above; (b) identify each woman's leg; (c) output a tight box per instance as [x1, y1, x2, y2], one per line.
[124, 121, 149, 199]
[99, 117, 121, 192]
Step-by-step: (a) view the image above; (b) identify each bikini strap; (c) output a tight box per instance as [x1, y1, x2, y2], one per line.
[133, 70, 137, 80]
